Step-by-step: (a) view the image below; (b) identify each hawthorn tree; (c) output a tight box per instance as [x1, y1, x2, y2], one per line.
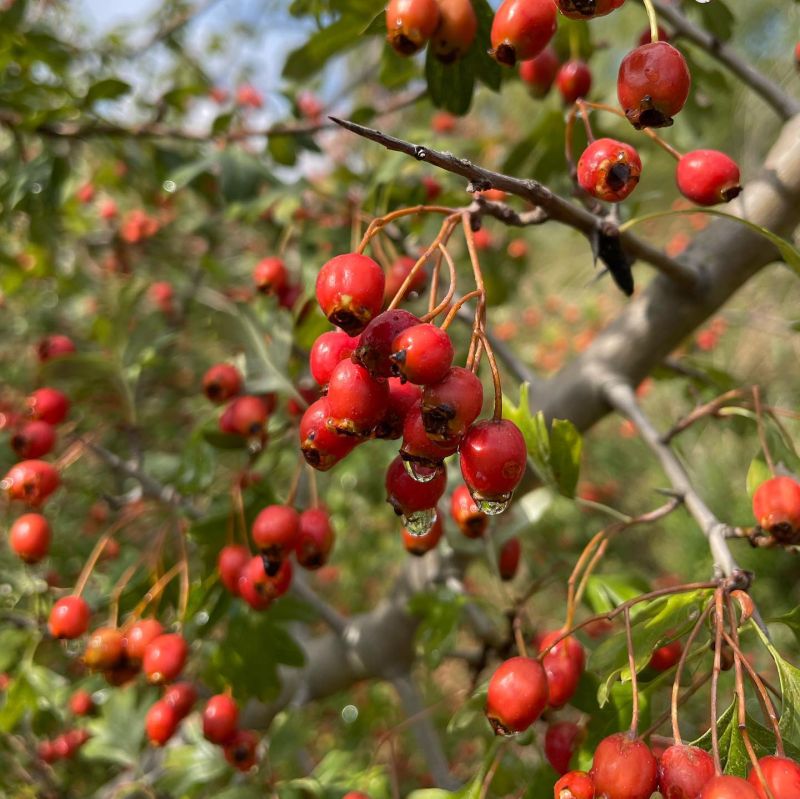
[1, 0, 800, 797]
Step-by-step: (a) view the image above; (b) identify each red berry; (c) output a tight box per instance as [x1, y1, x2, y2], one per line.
[384, 255, 427, 303]
[9, 513, 51, 563]
[163, 681, 197, 719]
[459, 419, 527, 512]
[52, 735, 71, 759]
[485, 656, 549, 735]
[49, 595, 91, 639]
[752, 475, 800, 541]
[591, 733, 658, 799]
[203, 694, 239, 744]
[217, 545, 250, 594]
[577, 138, 642, 203]
[401, 404, 459, 478]
[149, 282, 175, 315]
[37, 334, 75, 362]
[386, 455, 447, 517]
[676, 149, 742, 206]
[253, 257, 288, 294]
[296, 508, 335, 570]
[391, 324, 454, 386]
[354, 309, 419, 379]
[545, 721, 581, 775]
[554, 770, 595, 799]
[310, 330, 360, 386]
[375, 377, 421, 440]
[84, 627, 125, 670]
[223, 729, 258, 770]
[421, 366, 483, 443]
[203, 363, 243, 403]
[386, 0, 441, 55]
[556, 0, 624, 19]
[69, 689, 94, 716]
[649, 639, 682, 671]
[747, 755, 800, 799]
[638, 25, 669, 45]
[252, 505, 300, 567]
[38, 740, 57, 763]
[700, 775, 760, 799]
[343, 794, 371, 799]
[450, 484, 488, 538]
[327, 360, 389, 436]
[556, 60, 592, 104]
[617, 42, 691, 129]
[402, 512, 443, 556]
[316, 253, 385, 335]
[63, 728, 90, 755]
[27, 387, 69, 425]
[539, 630, 585, 708]
[238, 556, 293, 610]
[299, 397, 358, 471]
[490, 0, 557, 67]
[224, 395, 270, 437]
[11, 420, 56, 459]
[143, 633, 189, 684]
[519, 46, 560, 98]
[123, 618, 164, 663]
[430, 0, 477, 63]
[3, 459, 60, 506]
[658, 744, 715, 799]
[498, 536, 521, 581]
[146, 699, 180, 746]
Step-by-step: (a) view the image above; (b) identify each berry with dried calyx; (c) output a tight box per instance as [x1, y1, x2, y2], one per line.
[253, 256, 288, 294]
[327, 360, 390, 436]
[752, 475, 800, 542]
[556, 60, 592, 104]
[577, 138, 642, 203]
[27, 387, 69, 425]
[11, 420, 56, 459]
[676, 149, 742, 206]
[251, 505, 300, 570]
[391, 323, 454, 386]
[299, 397, 359, 471]
[9, 513, 51, 563]
[37, 335, 76, 362]
[430, 0, 477, 63]
[490, 0, 557, 67]
[354, 309, 419, 379]
[224, 395, 271, 437]
[421, 366, 483, 443]
[223, 729, 258, 770]
[556, 0, 624, 19]
[554, 770, 595, 799]
[310, 330, 360, 386]
[203, 363, 243, 403]
[296, 508, 335, 569]
[402, 512, 443, 556]
[485, 656, 549, 735]
[450, 484, 488, 538]
[386, 0, 441, 55]
[238, 556, 293, 610]
[316, 253, 385, 335]
[401, 405, 459, 479]
[3, 460, 60, 507]
[519, 46, 560, 98]
[375, 378, 421, 440]
[83, 627, 125, 670]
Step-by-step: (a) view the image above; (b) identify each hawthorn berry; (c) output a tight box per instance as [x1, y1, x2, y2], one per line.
[384, 255, 427, 303]
[224, 395, 270, 437]
[37, 334, 76, 362]
[69, 689, 94, 716]
[386, 455, 447, 520]
[9, 513, 51, 564]
[498, 536, 521, 581]
[658, 744, 716, 799]
[252, 504, 300, 569]
[310, 330, 360, 386]
[539, 630, 585, 708]
[83, 627, 125, 670]
[149, 282, 175, 315]
[203, 694, 239, 744]
[49, 596, 91, 639]
[545, 721, 581, 776]
[490, 0, 557, 67]
[700, 775, 760, 799]
[556, 0, 624, 19]
[403, 512, 443, 556]
[123, 618, 164, 663]
[163, 681, 197, 719]
[238, 556, 293, 610]
[203, 363, 243, 403]
[316, 253, 385, 335]
[391, 324, 454, 386]
[38, 740, 57, 763]
[459, 419, 527, 513]
[146, 699, 180, 746]
[327, 360, 389, 436]
[519, 46, 560, 98]
[299, 397, 359, 471]
[485, 656, 549, 735]
[223, 729, 258, 770]
[450, 484, 488, 538]
[296, 508, 335, 569]
[27, 387, 70, 425]
[386, 0, 441, 55]
[253, 256, 288, 294]
[747, 755, 800, 799]
[676, 150, 742, 206]
[752, 475, 800, 541]
[11, 420, 56, 459]
[143, 633, 189, 684]
[577, 138, 642, 203]
[421, 366, 483, 443]
[648, 639, 682, 671]
[217, 545, 251, 594]
[554, 770, 595, 799]
[354, 309, 419, 379]
[401, 404, 459, 479]
[556, 60, 592, 104]
[430, 0, 477, 63]
[3, 460, 60, 506]
[590, 733, 658, 799]
[375, 378, 421, 440]
[617, 42, 691, 129]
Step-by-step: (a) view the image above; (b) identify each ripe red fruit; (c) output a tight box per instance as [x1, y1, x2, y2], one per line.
[459, 419, 527, 512]
[69, 689, 94, 716]
[700, 775, 760, 799]
[310, 330, 360, 386]
[391, 324, 454, 386]
[149, 282, 175, 315]
[84, 627, 125, 670]
[217, 545, 250, 594]
[556, 60, 592, 104]
[253, 256, 288, 294]
[37, 334, 76, 362]
[223, 729, 258, 770]
[203, 694, 239, 744]
[752, 475, 800, 541]
[401, 404, 459, 477]
[554, 770, 595, 799]
[238, 556, 293, 610]
[519, 46, 560, 98]
[556, 0, 624, 19]
[545, 721, 581, 775]
[252, 505, 300, 567]
[386, 0, 441, 55]
[430, 0, 477, 63]
[163, 681, 197, 719]
[747, 755, 800, 799]
[450, 484, 488, 538]
[146, 699, 180, 746]
[49, 596, 91, 639]
[38, 740, 57, 763]
[376, 377, 422, 440]
[9, 513, 51, 563]
[539, 630, 585, 708]
[658, 744, 715, 799]
[203, 363, 243, 403]
[498, 536, 521, 581]
[354, 309, 419, 379]
[490, 0, 557, 67]
[27, 387, 69, 425]
[591, 733, 658, 799]
[485, 656, 549, 735]
[327, 360, 389, 436]
[649, 639, 682, 671]
[143, 633, 189, 684]
[316, 253, 385, 335]
[403, 512, 443, 556]
[577, 138, 642, 203]
[384, 255, 427, 303]
[3, 460, 60, 506]
[676, 149, 742, 206]
[299, 397, 359, 471]
[11, 420, 56, 459]
[617, 42, 691, 129]
[421, 366, 483, 443]
[63, 728, 90, 755]
[386, 455, 447, 517]
[123, 618, 164, 663]
[296, 508, 335, 570]
[225, 395, 270, 437]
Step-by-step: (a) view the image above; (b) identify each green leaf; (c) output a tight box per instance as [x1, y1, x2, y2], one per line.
[283, 16, 364, 81]
[268, 134, 298, 167]
[746, 455, 772, 498]
[425, 46, 475, 116]
[753, 623, 800, 747]
[83, 687, 153, 766]
[687, 0, 735, 42]
[409, 587, 467, 668]
[470, 0, 502, 92]
[549, 418, 582, 498]
[583, 574, 651, 615]
[766, 606, 800, 647]
[85, 78, 131, 104]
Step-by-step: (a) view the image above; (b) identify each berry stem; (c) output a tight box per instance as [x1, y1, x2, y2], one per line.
[108, 560, 142, 628]
[357, 205, 455, 255]
[477, 331, 504, 420]
[175, 521, 190, 624]
[642, 0, 660, 43]
[306, 464, 319, 508]
[752, 385, 776, 475]
[129, 561, 186, 620]
[428, 247, 444, 315]
[575, 100, 595, 143]
[439, 290, 483, 330]
[460, 213, 487, 334]
[568, 25, 580, 61]
[285, 459, 304, 506]
[512, 614, 529, 658]
[641, 669, 711, 740]
[231, 480, 249, 546]
[420, 243, 458, 320]
[624, 607, 640, 737]
[74, 530, 117, 597]
[710, 588, 724, 774]
[276, 222, 294, 259]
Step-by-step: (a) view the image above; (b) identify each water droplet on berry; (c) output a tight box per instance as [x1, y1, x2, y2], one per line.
[402, 507, 438, 536]
[473, 493, 512, 515]
[402, 457, 441, 483]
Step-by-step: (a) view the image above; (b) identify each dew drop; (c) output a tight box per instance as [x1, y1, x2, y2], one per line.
[472, 492, 512, 516]
[402, 507, 437, 536]
[402, 457, 441, 483]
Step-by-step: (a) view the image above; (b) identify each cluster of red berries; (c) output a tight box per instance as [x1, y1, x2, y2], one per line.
[386, 0, 477, 64]
[37, 729, 91, 764]
[301, 251, 527, 536]
[752, 474, 800, 544]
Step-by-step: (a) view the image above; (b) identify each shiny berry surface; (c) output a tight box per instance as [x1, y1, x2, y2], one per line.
[251, 504, 300, 564]
[658, 744, 715, 799]
[485, 656, 549, 734]
[556, 60, 592, 104]
[11, 420, 56, 459]
[164, 681, 197, 719]
[253, 256, 287, 294]
[310, 330, 360, 386]
[391, 323, 454, 386]
[226, 395, 270, 437]
[577, 138, 642, 203]
[354, 309, 418, 379]
[386, 0, 440, 55]
[143, 633, 189, 684]
[554, 770, 595, 799]
[747, 755, 800, 799]
[385, 455, 447, 516]
[27, 387, 69, 425]
[752, 476, 800, 541]
[9, 513, 51, 563]
[296, 508, 335, 569]
[203, 694, 239, 744]
[421, 367, 483, 443]
[700, 775, 760, 799]
[203, 363, 243, 403]
[490, 0, 557, 67]
[217, 545, 251, 594]
[123, 618, 164, 663]
[49, 595, 91, 639]
[591, 733, 658, 799]
[401, 405, 459, 470]
[316, 253, 385, 335]
[556, 0, 624, 19]
[677, 150, 741, 206]
[430, 0, 477, 63]
[545, 721, 581, 775]
[539, 630, 585, 708]
[649, 639, 682, 671]
[327, 360, 389, 436]
[146, 699, 179, 746]
[519, 46, 560, 97]
[459, 419, 527, 504]
[450, 484, 488, 538]
[299, 397, 358, 471]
